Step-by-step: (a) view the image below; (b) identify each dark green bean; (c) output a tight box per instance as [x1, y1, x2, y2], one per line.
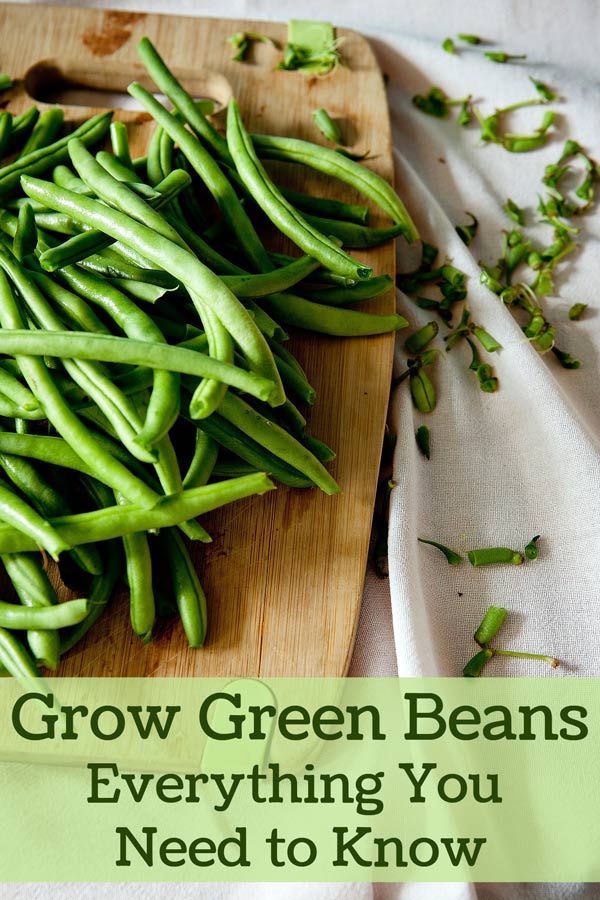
[196, 417, 314, 488]
[302, 213, 405, 248]
[227, 99, 372, 283]
[60, 541, 122, 654]
[260, 291, 408, 336]
[117, 492, 154, 642]
[13, 202, 37, 260]
[279, 186, 369, 224]
[303, 274, 394, 306]
[218, 393, 339, 494]
[182, 430, 218, 489]
[160, 528, 207, 647]
[5, 106, 39, 156]
[18, 108, 65, 158]
[0, 111, 12, 158]
[222, 254, 320, 297]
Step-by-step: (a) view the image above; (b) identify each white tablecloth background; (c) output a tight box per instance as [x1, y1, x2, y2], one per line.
[3, 0, 600, 897]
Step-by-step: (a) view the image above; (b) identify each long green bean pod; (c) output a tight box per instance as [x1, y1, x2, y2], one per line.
[137, 36, 231, 165]
[252, 133, 419, 241]
[117, 492, 155, 642]
[159, 528, 207, 647]
[227, 99, 372, 283]
[218, 393, 339, 494]
[260, 291, 408, 336]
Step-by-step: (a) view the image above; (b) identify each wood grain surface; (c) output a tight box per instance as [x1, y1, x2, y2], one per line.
[0, 3, 397, 677]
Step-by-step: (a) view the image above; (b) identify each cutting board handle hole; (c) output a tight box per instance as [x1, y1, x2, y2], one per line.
[24, 59, 232, 114]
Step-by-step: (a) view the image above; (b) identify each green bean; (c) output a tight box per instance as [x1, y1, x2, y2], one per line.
[77, 247, 179, 289]
[0, 596, 89, 629]
[312, 108, 342, 144]
[260, 291, 408, 336]
[18, 107, 65, 158]
[218, 393, 339, 494]
[0, 111, 13, 158]
[0, 110, 112, 199]
[127, 82, 272, 272]
[246, 300, 288, 341]
[0, 327, 277, 404]
[52, 165, 92, 194]
[182, 430, 218, 489]
[0, 433, 96, 475]
[137, 36, 230, 165]
[0, 626, 41, 683]
[303, 274, 394, 306]
[110, 121, 133, 168]
[222, 254, 320, 297]
[196, 417, 313, 488]
[252, 133, 419, 241]
[2, 552, 60, 670]
[271, 352, 315, 406]
[60, 541, 122, 654]
[117, 492, 155, 642]
[22, 174, 285, 403]
[0, 269, 159, 509]
[0, 361, 43, 413]
[0, 396, 45, 419]
[474, 606, 509, 646]
[0, 456, 71, 558]
[1, 252, 158, 463]
[278, 186, 369, 224]
[0, 473, 275, 553]
[160, 528, 207, 647]
[5, 106, 39, 156]
[227, 99, 372, 283]
[13, 202, 37, 260]
[301, 213, 405, 248]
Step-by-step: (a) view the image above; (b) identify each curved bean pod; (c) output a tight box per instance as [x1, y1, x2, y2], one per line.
[227, 99, 372, 283]
[252, 133, 419, 242]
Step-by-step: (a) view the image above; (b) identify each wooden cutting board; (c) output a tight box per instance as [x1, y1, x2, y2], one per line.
[0, 3, 398, 677]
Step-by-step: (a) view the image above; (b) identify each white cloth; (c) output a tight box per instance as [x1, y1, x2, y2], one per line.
[7, 0, 600, 896]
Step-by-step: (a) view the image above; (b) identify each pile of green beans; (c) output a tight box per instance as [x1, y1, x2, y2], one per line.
[0, 37, 417, 679]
